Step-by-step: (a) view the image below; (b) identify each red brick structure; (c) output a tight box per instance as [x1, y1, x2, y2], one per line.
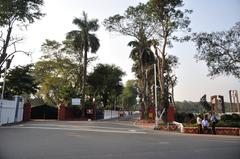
[159, 124, 178, 131]
[183, 127, 240, 136]
[58, 103, 92, 120]
[23, 102, 31, 121]
[167, 104, 175, 122]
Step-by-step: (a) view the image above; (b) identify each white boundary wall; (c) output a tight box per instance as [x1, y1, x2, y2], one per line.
[0, 96, 23, 126]
[104, 110, 119, 119]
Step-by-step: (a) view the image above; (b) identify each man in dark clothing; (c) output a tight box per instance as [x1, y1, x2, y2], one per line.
[210, 112, 218, 135]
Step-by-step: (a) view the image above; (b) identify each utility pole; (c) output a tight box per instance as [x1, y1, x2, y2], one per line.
[154, 64, 158, 128]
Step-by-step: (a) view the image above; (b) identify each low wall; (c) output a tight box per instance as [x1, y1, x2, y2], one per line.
[183, 127, 240, 136]
[0, 96, 24, 125]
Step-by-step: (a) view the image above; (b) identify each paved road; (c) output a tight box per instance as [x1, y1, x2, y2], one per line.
[0, 119, 239, 159]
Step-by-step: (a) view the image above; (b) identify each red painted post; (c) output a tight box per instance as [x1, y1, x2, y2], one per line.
[23, 102, 31, 121]
[167, 104, 175, 122]
[58, 103, 66, 120]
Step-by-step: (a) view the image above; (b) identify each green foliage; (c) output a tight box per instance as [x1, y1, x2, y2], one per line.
[215, 114, 240, 127]
[192, 22, 240, 79]
[88, 64, 125, 108]
[216, 120, 240, 128]
[67, 11, 100, 109]
[0, 0, 44, 26]
[221, 114, 240, 122]
[104, 3, 153, 38]
[122, 80, 138, 110]
[0, 0, 45, 75]
[128, 36, 155, 78]
[3, 64, 39, 98]
[34, 40, 80, 106]
[147, 0, 192, 38]
[147, 0, 192, 112]
[175, 101, 204, 113]
[104, 1, 192, 118]
[67, 11, 100, 54]
[174, 112, 195, 123]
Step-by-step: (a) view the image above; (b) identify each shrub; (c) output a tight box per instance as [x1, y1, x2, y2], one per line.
[174, 112, 195, 123]
[221, 114, 240, 122]
[221, 114, 232, 121]
[231, 114, 240, 121]
[216, 120, 240, 128]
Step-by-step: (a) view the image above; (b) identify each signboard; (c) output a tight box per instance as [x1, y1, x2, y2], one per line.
[72, 98, 81, 105]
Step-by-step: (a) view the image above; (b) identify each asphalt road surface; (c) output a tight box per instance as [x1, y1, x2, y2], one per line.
[0, 119, 239, 159]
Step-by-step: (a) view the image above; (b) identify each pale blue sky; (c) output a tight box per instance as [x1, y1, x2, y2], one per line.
[13, 0, 240, 102]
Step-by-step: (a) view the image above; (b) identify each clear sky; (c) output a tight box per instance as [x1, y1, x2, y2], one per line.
[12, 0, 240, 102]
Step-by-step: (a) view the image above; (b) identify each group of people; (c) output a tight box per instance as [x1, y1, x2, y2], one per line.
[196, 113, 218, 134]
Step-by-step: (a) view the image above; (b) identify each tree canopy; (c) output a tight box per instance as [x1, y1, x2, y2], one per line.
[2, 64, 39, 98]
[0, 0, 44, 75]
[192, 22, 240, 79]
[0, 0, 44, 27]
[122, 80, 138, 110]
[67, 11, 100, 110]
[88, 64, 125, 108]
[104, 0, 191, 119]
[34, 40, 80, 106]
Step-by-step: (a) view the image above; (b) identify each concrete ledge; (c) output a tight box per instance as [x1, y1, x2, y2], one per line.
[157, 125, 178, 131]
[183, 127, 240, 136]
[215, 127, 240, 136]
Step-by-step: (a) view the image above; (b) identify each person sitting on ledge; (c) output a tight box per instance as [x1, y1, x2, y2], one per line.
[202, 115, 209, 134]
[197, 115, 203, 134]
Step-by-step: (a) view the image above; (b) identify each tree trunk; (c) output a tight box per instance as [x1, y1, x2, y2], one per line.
[82, 48, 88, 116]
[139, 50, 148, 119]
[0, 25, 12, 74]
[159, 35, 169, 121]
[154, 34, 168, 120]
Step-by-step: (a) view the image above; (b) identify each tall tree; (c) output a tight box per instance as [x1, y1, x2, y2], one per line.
[164, 55, 179, 106]
[34, 40, 79, 106]
[104, 1, 189, 119]
[67, 11, 100, 112]
[0, 0, 44, 75]
[104, 3, 155, 118]
[192, 22, 240, 79]
[128, 30, 155, 118]
[148, 0, 191, 112]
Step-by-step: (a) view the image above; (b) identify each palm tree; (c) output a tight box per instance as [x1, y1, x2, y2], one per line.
[128, 29, 155, 119]
[67, 11, 100, 115]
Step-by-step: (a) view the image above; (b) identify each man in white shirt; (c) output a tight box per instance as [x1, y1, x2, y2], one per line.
[197, 115, 202, 134]
[202, 115, 209, 134]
